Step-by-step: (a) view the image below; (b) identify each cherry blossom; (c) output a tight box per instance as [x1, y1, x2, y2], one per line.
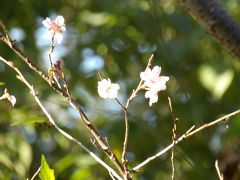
[145, 89, 158, 107]
[0, 89, 16, 106]
[98, 79, 120, 99]
[8, 95, 16, 106]
[42, 15, 66, 44]
[140, 66, 169, 106]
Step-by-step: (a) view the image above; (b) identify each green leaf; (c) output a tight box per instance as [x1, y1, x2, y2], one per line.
[198, 64, 234, 100]
[54, 154, 76, 174]
[70, 168, 93, 180]
[80, 11, 116, 27]
[10, 116, 46, 126]
[0, 82, 5, 86]
[39, 155, 55, 180]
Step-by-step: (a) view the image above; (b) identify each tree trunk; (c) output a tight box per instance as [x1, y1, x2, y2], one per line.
[176, 0, 240, 60]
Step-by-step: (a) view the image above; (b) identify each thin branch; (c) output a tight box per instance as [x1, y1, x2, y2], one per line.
[109, 171, 117, 180]
[30, 165, 42, 180]
[176, 0, 240, 59]
[146, 54, 154, 68]
[215, 160, 224, 180]
[114, 97, 130, 179]
[62, 73, 71, 99]
[48, 35, 55, 67]
[115, 98, 126, 111]
[0, 56, 123, 180]
[121, 54, 155, 173]
[0, 19, 11, 42]
[119, 54, 155, 167]
[168, 97, 178, 180]
[0, 20, 125, 178]
[132, 108, 240, 172]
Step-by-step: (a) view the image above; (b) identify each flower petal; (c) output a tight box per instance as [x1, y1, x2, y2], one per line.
[140, 68, 151, 82]
[55, 16, 65, 26]
[152, 66, 161, 77]
[42, 17, 52, 28]
[145, 90, 158, 106]
[8, 95, 16, 106]
[55, 32, 63, 44]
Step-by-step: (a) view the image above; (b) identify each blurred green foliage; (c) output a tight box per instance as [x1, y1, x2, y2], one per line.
[0, 0, 240, 179]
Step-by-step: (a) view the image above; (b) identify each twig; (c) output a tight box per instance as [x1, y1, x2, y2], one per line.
[168, 97, 178, 180]
[114, 97, 130, 180]
[146, 54, 154, 68]
[62, 73, 71, 98]
[114, 98, 129, 164]
[115, 98, 126, 111]
[112, 54, 155, 178]
[0, 19, 11, 42]
[0, 56, 123, 180]
[109, 171, 117, 180]
[116, 54, 154, 168]
[0, 20, 125, 178]
[29, 165, 42, 180]
[132, 108, 240, 172]
[215, 160, 224, 180]
[48, 35, 55, 67]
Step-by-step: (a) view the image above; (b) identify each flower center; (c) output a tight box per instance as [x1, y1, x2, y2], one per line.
[50, 21, 60, 32]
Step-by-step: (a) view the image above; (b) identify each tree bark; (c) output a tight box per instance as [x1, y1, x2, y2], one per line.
[176, 0, 240, 60]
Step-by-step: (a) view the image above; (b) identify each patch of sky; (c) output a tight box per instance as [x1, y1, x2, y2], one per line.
[43, 100, 74, 129]
[138, 42, 157, 54]
[79, 28, 97, 44]
[72, 86, 99, 121]
[126, 152, 135, 163]
[9, 27, 26, 42]
[67, 105, 79, 120]
[142, 109, 157, 127]
[80, 48, 104, 75]
[111, 38, 127, 52]
[94, 98, 122, 120]
[20, 126, 37, 144]
[0, 63, 5, 72]
[209, 125, 227, 153]
[37, 132, 56, 153]
[75, 86, 96, 104]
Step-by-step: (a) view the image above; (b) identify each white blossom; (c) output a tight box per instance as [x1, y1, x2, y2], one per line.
[98, 78, 120, 99]
[8, 95, 16, 106]
[0, 89, 16, 106]
[140, 66, 169, 106]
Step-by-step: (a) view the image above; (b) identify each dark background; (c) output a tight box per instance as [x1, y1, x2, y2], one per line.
[0, 0, 240, 179]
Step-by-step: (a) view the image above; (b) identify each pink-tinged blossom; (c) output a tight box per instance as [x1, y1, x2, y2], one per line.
[145, 90, 158, 107]
[140, 66, 169, 91]
[98, 79, 120, 99]
[140, 66, 169, 106]
[42, 15, 66, 44]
